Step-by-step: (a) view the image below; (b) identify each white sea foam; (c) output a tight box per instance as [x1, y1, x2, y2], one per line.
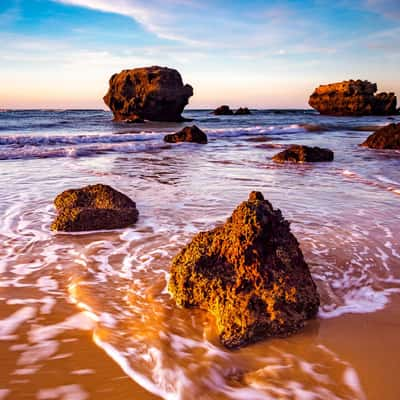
[37, 384, 89, 400]
[28, 312, 96, 343]
[0, 306, 37, 340]
[0, 125, 304, 160]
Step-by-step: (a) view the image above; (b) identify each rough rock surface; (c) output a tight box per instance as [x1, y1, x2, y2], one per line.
[168, 192, 320, 348]
[103, 66, 193, 122]
[272, 145, 334, 163]
[361, 123, 400, 149]
[164, 125, 208, 144]
[309, 80, 397, 116]
[126, 116, 145, 123]
[51, 184, 138, 232]
[235, 107, 252, 115]
[213, 105, 233, 115]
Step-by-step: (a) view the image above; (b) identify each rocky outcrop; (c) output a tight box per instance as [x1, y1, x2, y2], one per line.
[272, 145, 334, 163]
[309, 80, 397, 116]
[213, 105, 233, 115]
[164, 125, 208, 144]
[234, 107, 251, 115]
[168, 192, 320, 349]
[103, 66, 193, 122]
[361, 123, 400, 149]
[51, 184, 138, 232]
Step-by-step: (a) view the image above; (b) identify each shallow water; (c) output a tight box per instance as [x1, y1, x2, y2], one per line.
[0, 110, 400, 399]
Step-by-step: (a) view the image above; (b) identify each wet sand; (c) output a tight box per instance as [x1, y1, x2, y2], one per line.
[1, 110, 400, 399]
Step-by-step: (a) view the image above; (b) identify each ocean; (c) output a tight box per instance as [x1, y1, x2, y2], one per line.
[0, 109, 400, 399]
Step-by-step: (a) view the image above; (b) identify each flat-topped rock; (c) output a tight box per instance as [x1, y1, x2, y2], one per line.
[164, 125, 208, 144]
[272, 145, 334, 163]
[51, 184, 138, 232]
[361, 123, 400, 149]
[309, 80, 397, 116]
[168, 192, 320, 348]
[103, 66, 193, 122]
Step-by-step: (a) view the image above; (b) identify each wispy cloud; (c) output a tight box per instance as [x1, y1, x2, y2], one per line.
[364, 0, 400, 19]
[54, 0, 209, 45]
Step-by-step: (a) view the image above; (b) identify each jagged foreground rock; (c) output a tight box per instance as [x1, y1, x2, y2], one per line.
[272, 145, 334, 163]
[51, 184, 138, 232]
[168, 192, 320, 348]
[103, 66, 193, 122]
[309, 80, 397, 116]
[164, 125, 208, 144]
[361, 123, 400, 149]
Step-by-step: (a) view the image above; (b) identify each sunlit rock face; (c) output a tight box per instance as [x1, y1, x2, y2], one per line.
[168, 192, 320, 349]
[361, 123, 400, 149]
[309, 80, 397, 116]
[103, 66, 193, 122]
[51, 184, 138, 232]
[272, 145, 334, 163]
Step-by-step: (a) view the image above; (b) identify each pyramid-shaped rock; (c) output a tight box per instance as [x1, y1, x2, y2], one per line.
[168, 192, 320, 348]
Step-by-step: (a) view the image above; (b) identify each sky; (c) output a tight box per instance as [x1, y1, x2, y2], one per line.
[0, 0, 399, 109]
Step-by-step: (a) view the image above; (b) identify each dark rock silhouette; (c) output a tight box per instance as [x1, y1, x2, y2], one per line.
[51, 184, 138, 232]
[164, 125, 208, 144]
[272, 145, 334, 163]
[126, 116, 145, 123]
[309, 80, 397, 116]
[234, 107, 252, 115]
[213, 105, 234, 115]
[168, 192, 320, 348]
[103, 66, 193, 122]
[361, 123, 400, 149]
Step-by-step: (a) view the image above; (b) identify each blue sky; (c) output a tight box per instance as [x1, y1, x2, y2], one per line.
[0, 0, 399, 108]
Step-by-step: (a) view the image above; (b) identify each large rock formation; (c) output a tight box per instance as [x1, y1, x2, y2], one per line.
[272, 145, 334, 163]
[361, 123, 400, 149]
[164, 125, 208, 144]
[309, 80, 397, 116]
[103, 66, 193, 122]
[213, 105, 234, 115]
[51, 184, 138, 232]
[168, 192, 320, 348]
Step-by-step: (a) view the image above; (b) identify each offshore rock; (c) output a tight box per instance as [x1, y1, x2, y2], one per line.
[103, 66, 193, 122]
[164, 125, 208, 144]
[309, 80, 397, 116]
[214, 105, 234, 115]
[272, 145, 334, 163]
[168, 192, 320, 348]
[51, 184, 138, 232]
[234, 107, 252, 115]
[361, 123, 400, 149]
